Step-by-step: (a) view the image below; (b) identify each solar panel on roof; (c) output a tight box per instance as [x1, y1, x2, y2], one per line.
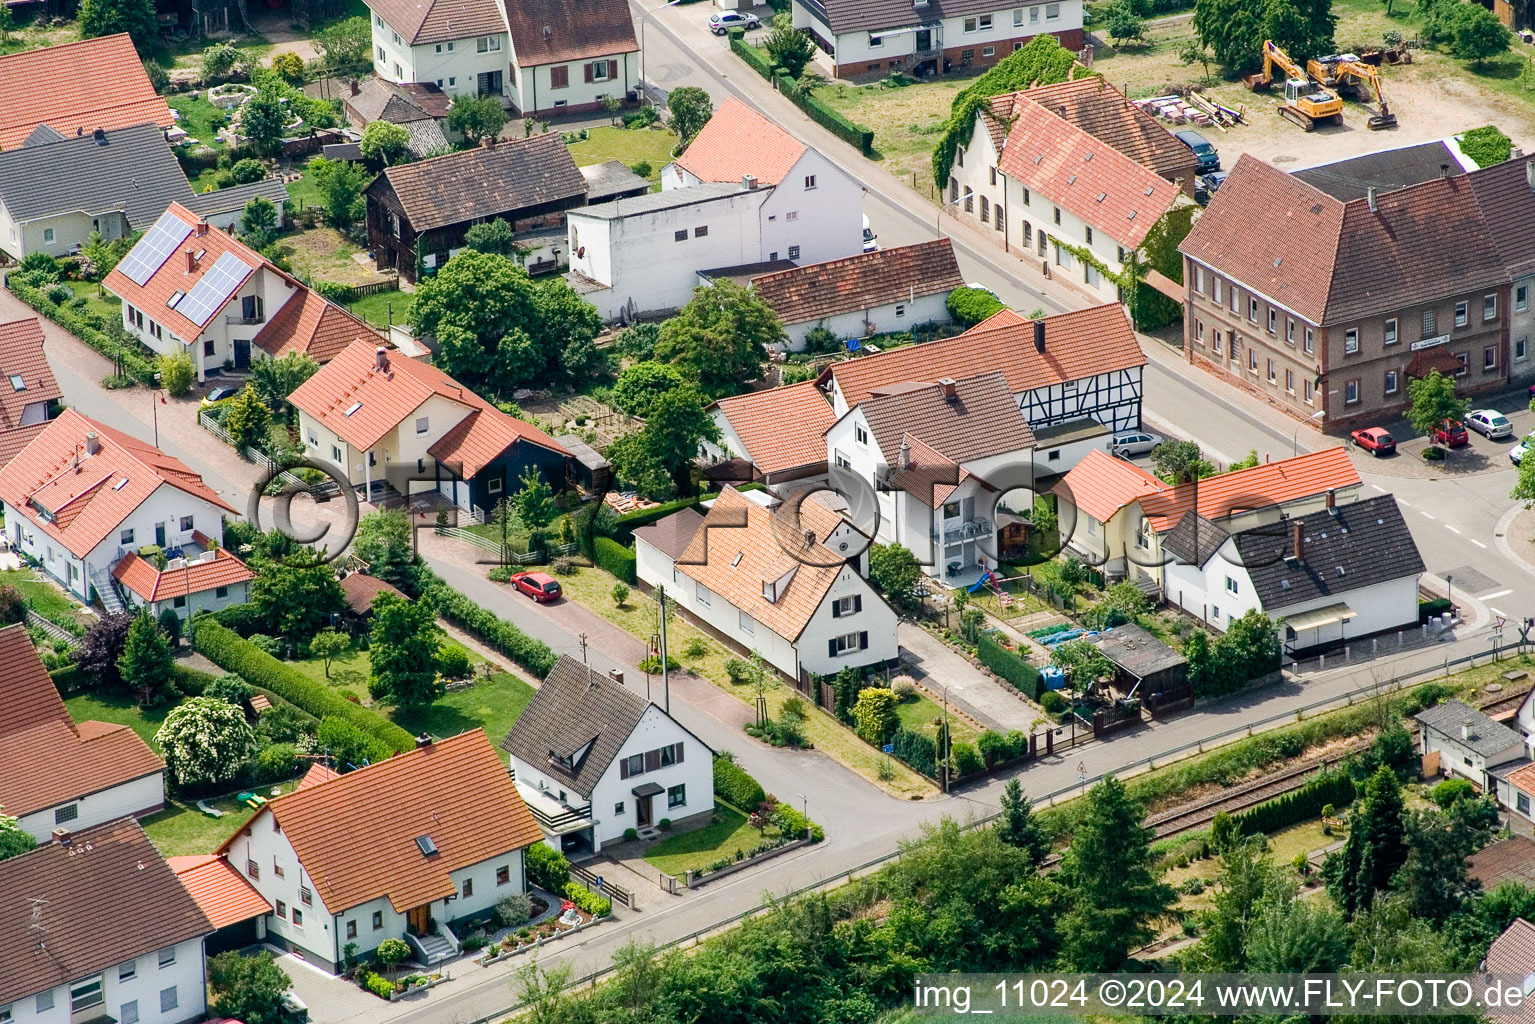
[175, 251, 255, 327]
[117, 211, 194, 286]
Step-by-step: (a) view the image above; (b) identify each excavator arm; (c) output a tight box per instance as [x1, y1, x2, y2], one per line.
[1334, 59, 1398, 129]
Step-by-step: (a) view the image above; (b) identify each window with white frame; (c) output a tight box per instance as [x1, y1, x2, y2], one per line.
[1456, 352, 1469, 376]
[1485, 345, 1498, 370]
[1304, 327, 1314, 354]
[696, 584, 711, 608]
[1014, 6, 1024, 22]
[738, 610, 754, 636]
[70, 977, 104, 1014]
[1519, 284, 1529, 311]
[1225, 576, 1238, 594]
[1519, 337, 1529, 361]
[1384, 369, 1398, 394]
[415, 416, 429, 435]
[476, 35, 500, 51]
[1384, 318, 1397, 345]
[1345, 379, 1359, 404]
[1344, 328, 1359, 354]
[1213, 277, 1223, 304]
[1266, 308, 1276, 334]
[119, 960, 137, 982]
[1248, 297, 1259, 323]
[1456, 301, 1469, 327]
[830, 631, 865, 655]
[1045, 2, 1059, 16]
[854, 424, 868, 444]
[1285, 368, 1294, 393]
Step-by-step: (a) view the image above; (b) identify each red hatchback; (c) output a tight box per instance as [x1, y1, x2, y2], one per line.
[510, 571, 562, 602]
[1350, 427, 1396, 455]
[1432, 419, 1469, 447]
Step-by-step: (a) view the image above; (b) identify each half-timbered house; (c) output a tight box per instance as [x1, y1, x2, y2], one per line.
[815, 302, 1145, 475]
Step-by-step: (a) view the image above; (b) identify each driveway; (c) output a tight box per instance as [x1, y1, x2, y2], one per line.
[897, 621, 1040, 733]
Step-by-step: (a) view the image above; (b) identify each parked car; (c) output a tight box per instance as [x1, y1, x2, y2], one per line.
[1194, 171, 1228, 206]
[201, 386, 240, 407]
[510, 571, 562, 602]
[709, 10, 759, 32]
[1431, 419, 1469, 447]
[1174, 129, 1220, 174]
[1467, 409, 1514, 440]
[1350, 427, 1396, 455]
[862, 214, 877, 253]
[1511, 433, 1535, 465]
[1111, 431, 1164, 457]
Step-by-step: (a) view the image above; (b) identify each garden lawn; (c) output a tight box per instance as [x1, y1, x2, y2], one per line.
[63, 281, 124, 325]
[168, 95, 229, 149]
[814, 75, 970, 193]
[0, 567, 93, 631]
[142, 780, 300, 857]
[284, 170, 324, 215]
[894, 692, 979, 745]
[348, 289, 413, 330]
[566, 126, 677, 188]
[643, 802, 761, 878]
[552, 565, 933, 798]
[65, 692, 172, 752]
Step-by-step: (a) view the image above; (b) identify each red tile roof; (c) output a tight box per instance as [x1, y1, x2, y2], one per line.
[219, 731, 542, 913]
[112, 545, 254, 602]
[338, 571, 406, 615]
[364, 0, 505, 46]
[252, 288, 381, 363]
[295, 763, 340, 789]
[710, 380, 834, 475]
[1138, 447, 1361, 532]
[290, 338, 565, 474]
[820, 303, 1144, 409]
[167, 855, 272, 929]
[0, 409, 237, 559]
[674, 97, 806, 186]
[750, 239, 965, 325]
[998, 78, 1198, 184]
[0, 623, 164, 818]
[0, 35, 173, 151]
[104, 202, 275, 342]
[1053, 448, 1169, 523]
[997, 96, 1183, 249]
[0, 316, 60, 426]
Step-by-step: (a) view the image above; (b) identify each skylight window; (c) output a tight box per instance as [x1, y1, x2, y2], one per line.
[731, 551, 743, 567]
[415, 835, 438, 856]
[167, 290, 185, 308]
[9, 374, 24, 390]
[344, 401, 363, 416]
[113, 477, 130, 490]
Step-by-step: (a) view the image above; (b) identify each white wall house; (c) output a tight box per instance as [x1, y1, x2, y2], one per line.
[1416, 700, 1524, 794]
[503, 655, 714, 855]
[112, 544, 254, 622]
[218, 732, 542, 972]
[0, 821, 211, 1024]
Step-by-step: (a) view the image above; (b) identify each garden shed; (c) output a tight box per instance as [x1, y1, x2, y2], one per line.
[1090, 624, 1188, 706]
[556, 434, 611, 493]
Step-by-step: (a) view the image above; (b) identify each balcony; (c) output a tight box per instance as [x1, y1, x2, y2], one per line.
[513, 775, 595, 836]
[941, 517, 994, 545]
[225, 313, 267, 325]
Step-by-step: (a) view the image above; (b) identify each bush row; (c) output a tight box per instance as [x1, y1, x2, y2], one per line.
[774, 69, 874, 155]
[712, 755, 766, 809]
[891, 727, 938, 777]
[730, 29, 778, 80]
[418, 568, 558, 677]
[564, 880, 613, 918]
[1234, 769, 1356, 837]
[8, 277, 157, 385]
[593, 536, 637, 584]
[977, 633, 1041, 699]
[192, 619, 415, 752]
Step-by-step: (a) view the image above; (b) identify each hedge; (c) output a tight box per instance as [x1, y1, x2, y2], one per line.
[977, 633, 1040, 699]
[774, 69, 875, 155]
[729, 28, 777, 80]
[417, 568, 558, 676]
[192, 619, 416, 752]
[713, 755, 766, 809]
[48, 664, 86, 694]
[594, 536, 637, 584]
[8, 277, 157, 385]
[1234, 769, 1355, 837]
[891, 727, 937, 777]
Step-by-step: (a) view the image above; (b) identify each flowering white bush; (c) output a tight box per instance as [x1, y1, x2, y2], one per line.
[155, 696, 256, 789]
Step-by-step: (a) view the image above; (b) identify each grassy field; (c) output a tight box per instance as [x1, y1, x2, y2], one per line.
[348, 289, 413, 329]
[142, 781, 299, 858]
[643, 802, 761, 877]
[566, 126, 678, 188]
[65, 692, 172, 751]
[894, 692, 980, 745]
[0, 567, 93, 631]
[169, 95, 230, 149]
[552, 565, 934, 798]
[284, 170, 324, 216]
[816, 76, 970, 193]
[63, 281, 124, 325]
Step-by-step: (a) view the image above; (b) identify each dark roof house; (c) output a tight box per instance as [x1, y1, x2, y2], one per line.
[1292, 139, 1475, 201]
[580, 160, 651, 203]
[502, 0, 639, 67]
[631, 506, 705, 562]
[1416, 699, 1524, 758]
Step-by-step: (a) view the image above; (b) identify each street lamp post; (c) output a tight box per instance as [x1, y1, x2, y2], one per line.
[794, 791, 809, 840]
[1293, 408, 1325, 457]
[935, 194, 966, 235]
[939, 682, 951, 794]
[639, 0, 686, 103]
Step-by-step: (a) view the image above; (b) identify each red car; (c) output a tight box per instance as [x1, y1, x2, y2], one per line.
[1431, 419, 1469, 447]
[510, 571, 562, 602]
[1350, 427, 1396, 455]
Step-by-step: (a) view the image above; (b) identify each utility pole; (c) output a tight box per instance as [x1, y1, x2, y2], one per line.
[658, 585, 670, 714]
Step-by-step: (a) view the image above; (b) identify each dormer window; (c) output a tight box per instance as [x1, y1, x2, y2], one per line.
[415, 835, 438, 856]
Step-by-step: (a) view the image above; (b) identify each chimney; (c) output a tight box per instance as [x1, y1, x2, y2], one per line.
[52, 828, 72, 846]
[1033, 319, 1046, 354]
[1291, 520, 1303, 562]
[185, 249, 197, 273]
[415, 733, 433, 748]
[743, 174, 758, 191]
[92, 127, 106, 145]
[939, 377, 957, 400]
[897, 438, 911, 471]
[482, 134, 497, 149]
[1441, 163, 1451, 179]
[1326, 488, 1336, 511]
[195, 219, 209, 237]
[608, 668, 624, 686]
[804, 529, 816, 547]
[350, 79, 361, 96]
[1366, 186, 1378, 213]
[375, 345, 389, 371]
[1461, 720, 1473, 741]
[85, 431, 99, 455]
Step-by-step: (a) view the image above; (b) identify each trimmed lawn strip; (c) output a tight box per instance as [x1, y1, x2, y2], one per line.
[63, 281, 125, 325]
[565, 125, 678, 188]
[643, 801, 760, 877]
[0, 568, 94, 631]
[550, 566, 933, 798]
[142, 780, 298, 858]
[65, 692, 171, 752]
[895, 692, 979, 746]
[347, 288, 413, 330]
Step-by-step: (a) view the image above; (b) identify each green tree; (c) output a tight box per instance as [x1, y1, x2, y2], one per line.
[313, 16, 371, 68]
[272, 50, 305, 83]
[606, 430, 676, 500]
[1243, 889, 1348, 972]
[1264, 0, 1336, 64]
[667, 86, 714, 143]
[249, 351, 319, 420]
[1187, 835, 1290, 971]
[79, 0, 158, 51]
[463, 218, 518, 257]
[310, 629, 350, 679]
[368, 591, 445, 707]
[1350, 892, 1478, 973]
[0, 5, 15, 45]
[375, 937, 411, 976]
[1178, 38, 1216, 80]
[645, 385, 720, 494]
[1193, 0, 1266, 73]
[654, 279, 778, 396]
[1050, 637, 1113, 691]
[317, 716, 391, 770]
[1102, 0, 1146, 45]
[231, 157, 266, 184]
[1055, 775, 1174, 970]
[351, 510, 418, 591]
[1406, 369, 1468, 445]
[869, 543, 922, 611]
[764, 14, 816, 77]
[996, 778, 1050, 865]
[224, 385, 271, 451]
[240, 196, 279, 249]
[360, 119, 411, 163]
[1325, 765, 1409, 917]
[1513, 441, 1535, 507]
[611, 361, 687, 417]
[1150, 439, 1207, 483]
[208, 950, 292, 1024]
[305, 156, 370, 229]
[241, 88, 289, 155]
[1449, 2, 1512, 64]
[155, 696, 257, 790]
[0, 806, 35, 861]
[153, 351, 196, 396]
[447, 94, 508, 146]
[851, 686, 900, 743]
[118, 613, 175, 705]
[250, 551, 344, 644]
[512, 465, 557, 531]
[1396, 797, 1498, 924]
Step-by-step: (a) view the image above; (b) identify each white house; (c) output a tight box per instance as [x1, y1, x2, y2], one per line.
[816, 303, 1146, 472]
[289, 338, 569, 509]
[216, 730, 543, 972]
[365, 0, 637, 115]
[635, 487, 899, 681]
[704, 380, 835, 488]
[791, 0, 1083, 79]
[662, 98, 864, 270]
[0, 819, 211, 1024]
[823, 372, 1035, 587]
[749, 239, 965, 350]
[501, 654, 714, 855]
[0, 410, 238, 608]
[0, 623, 165, 843]
[1162, 493, 1423, 649]
[111, 539, 254, 620]
[1416, 700, 1524, 794]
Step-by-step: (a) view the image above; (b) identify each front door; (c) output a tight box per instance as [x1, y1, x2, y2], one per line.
[154, 522, 166, 547]
[234, 339, 251, 369]
[915, 28, 931, 51]
[478, 70, 503, 96]
[407, 905, 430, 935]
[636, 793, 653, 828]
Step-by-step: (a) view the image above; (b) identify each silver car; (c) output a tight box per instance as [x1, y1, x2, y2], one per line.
[1467, 409, 1514, 439]
[1111, 431, 1164, 457]
[709, 10, 760, 33]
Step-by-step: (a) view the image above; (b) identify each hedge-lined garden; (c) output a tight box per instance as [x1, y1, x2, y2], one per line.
[418, 568, 558, 677]
[9, 273, 156, 386]
[977, 632, 1041, 699]
[730, 29, 874, 154]
[593, 536, 637, 584]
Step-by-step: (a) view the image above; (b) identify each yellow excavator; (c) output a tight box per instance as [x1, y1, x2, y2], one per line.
[1247, 40, 1343, 131]
[1316, 55, 1398, 129]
